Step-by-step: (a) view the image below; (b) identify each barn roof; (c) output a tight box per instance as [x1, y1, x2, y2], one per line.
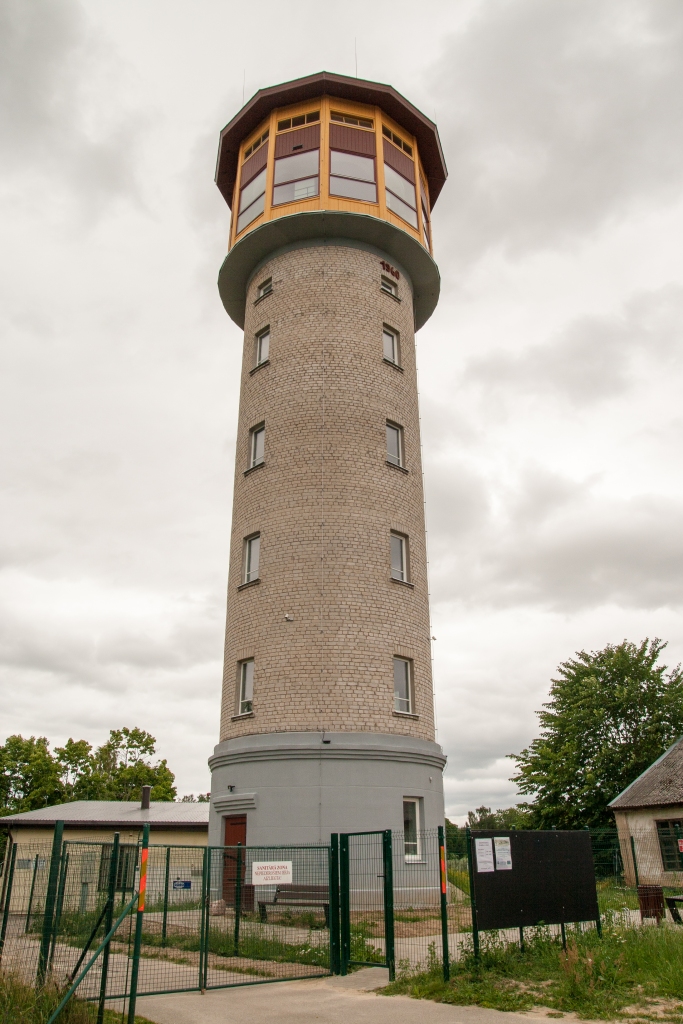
[609, 737, 683, 810]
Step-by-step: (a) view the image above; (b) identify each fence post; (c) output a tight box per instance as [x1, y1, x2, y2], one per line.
[329, 834, 341, 975]
[203, 847, 212, 991]
[97, 833, 120, 1024]
[382, 830, 395, 982]
[126, 822, 150, 1024]
[198, 846, 209, 992]
[438, 826, 450, 982]
[0, 842, 17, 965]
[233, 843, 243, 956]
[339, 834, 350, 976]
[630, 835, 640, 888]
[161, 845, 171, 947]
[48, 847, 69, 969]
[25, 854, 40, 933]
[466, 826, 479, 962]
[37, 820, 64, 985]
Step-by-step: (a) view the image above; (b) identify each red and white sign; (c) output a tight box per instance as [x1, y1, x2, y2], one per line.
[252, 861, 293, 885]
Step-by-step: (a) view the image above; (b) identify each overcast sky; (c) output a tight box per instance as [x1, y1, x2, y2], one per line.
[1, 0, 682, 821]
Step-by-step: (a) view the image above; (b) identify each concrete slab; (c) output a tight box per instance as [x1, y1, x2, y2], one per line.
[130, 967, 547, 1024]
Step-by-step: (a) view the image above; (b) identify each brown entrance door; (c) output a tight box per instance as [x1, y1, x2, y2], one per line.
[222, 815, 253, 910]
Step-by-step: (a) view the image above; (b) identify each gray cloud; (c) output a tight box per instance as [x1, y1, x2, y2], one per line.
[431, 0, 683, 264]
[0, 0, 144, 215]
[464, 285, 683, 405]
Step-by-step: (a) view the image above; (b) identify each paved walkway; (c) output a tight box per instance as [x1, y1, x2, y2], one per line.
[129, 967, 555, 1024]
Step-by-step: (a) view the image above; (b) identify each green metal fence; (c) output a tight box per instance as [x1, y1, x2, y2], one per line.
[3, 823, 683, 1018]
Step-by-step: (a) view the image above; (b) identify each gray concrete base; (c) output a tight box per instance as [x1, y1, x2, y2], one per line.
[208, 731, 446, 846]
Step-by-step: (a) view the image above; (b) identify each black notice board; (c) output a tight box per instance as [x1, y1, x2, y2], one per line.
[469, 830, 599, 930]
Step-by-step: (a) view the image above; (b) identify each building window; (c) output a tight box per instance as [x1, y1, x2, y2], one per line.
[243, 129, 269, 160]
[277, 111, 319, 131]
[384, 163, 418, 228]
[243, 534, 260, 583]
[420, 177, 431, 249]
[391, 532, 408, 582]
[237, 167, 267, 234]
[329, 150, 377, 203]
[250, 424, 265, 468]
[403, 799, 421, 858]
[331, 111, 373, 129]
[255, 328, 270, 366]
[381, 277, 398, 299]
[273, 150, 319, 205]
[383, 327, 400, 364]
[382, 124, 413, 156]
[394, 657, 413, 714]
[257, 278, 272, 300]
[657, 820, 683, 871]
[238, 659, 254, 715]
[386, 422, 403, 467]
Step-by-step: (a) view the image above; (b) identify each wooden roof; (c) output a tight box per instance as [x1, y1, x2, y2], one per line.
[609, 737, 683, 810]
[215, 71, 447, 210]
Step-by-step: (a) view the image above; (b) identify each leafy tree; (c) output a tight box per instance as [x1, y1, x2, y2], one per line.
[1, 726, 176, 814]
[510, 639, 683, 829]
[466, 805, 533, 830]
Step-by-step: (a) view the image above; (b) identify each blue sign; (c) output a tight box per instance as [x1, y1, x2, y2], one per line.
[172, 880, 191, 890]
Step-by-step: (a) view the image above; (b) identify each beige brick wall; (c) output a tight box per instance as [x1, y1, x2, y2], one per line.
[220, 243, 435, 743]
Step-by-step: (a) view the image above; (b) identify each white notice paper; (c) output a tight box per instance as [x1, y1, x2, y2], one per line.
[475, 837, 495, 872]
[494, 837, 512, 870]
[251, 861, 293, 885]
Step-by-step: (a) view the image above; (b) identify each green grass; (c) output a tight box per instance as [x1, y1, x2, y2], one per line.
[381, 924, 683, 1020]
[0, 971, 153, 1024]
[138, 924, 334, 968]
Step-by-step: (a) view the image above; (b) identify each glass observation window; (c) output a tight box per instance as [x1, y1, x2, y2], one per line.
[384, 163, 418, 228]
[272, 150, 319, 205]
[331, 111, 374, 129]
[329, 150, 377, 203]
[237, 167, 267, 234]
[277, 111, 319, 131]
[394, 657, 412, 713]
[239, 660, 254, 715]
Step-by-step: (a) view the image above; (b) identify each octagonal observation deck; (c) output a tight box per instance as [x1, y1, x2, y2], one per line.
[215, 71, 447, 330]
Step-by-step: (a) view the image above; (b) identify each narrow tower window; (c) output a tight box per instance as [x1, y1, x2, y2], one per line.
[243, 534, 260, 583]
[255, 327, 270, 366]
[250, 424, 265, 468]
[381, 277, 398, 299]
[386, 422, 404, 467]
[403, 798, 421, 857]
[382, 327, 400, 364]
[257, 278, 272, 299]
[393, 657, 413, 714]
[390, 532, 409, 582]
[238, 659, 254, 715]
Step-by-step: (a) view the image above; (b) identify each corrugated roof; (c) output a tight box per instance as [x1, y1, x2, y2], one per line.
[609, 737, 683, 810]
[2, 800, 209, 829]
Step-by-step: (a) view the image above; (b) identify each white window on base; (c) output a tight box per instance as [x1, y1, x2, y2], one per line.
[382, 327, 400, 365]
[390, 532, 408, 582]
[250, 424, 265, 468]
[255, 328, 270, 366]
[243, 534, 260, 584]
[238, 660, 254, 715]
[386, 422, 403, 467]
[403, 798, 422, 859]
[393, 656, 413, 714]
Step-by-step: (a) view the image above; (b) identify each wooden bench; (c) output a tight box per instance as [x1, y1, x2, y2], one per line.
[258, 884, 330, 926]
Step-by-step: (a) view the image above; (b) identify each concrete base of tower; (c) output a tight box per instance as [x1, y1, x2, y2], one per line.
[208, 731, 447, 846]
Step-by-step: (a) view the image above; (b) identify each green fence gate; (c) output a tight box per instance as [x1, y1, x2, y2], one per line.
[339, 830, 395, 979]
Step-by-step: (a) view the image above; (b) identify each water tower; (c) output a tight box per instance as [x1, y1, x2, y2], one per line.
[208, 72, 447, 847]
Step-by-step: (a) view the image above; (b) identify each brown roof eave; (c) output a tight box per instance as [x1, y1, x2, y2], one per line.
[215, 71, 447, 211]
